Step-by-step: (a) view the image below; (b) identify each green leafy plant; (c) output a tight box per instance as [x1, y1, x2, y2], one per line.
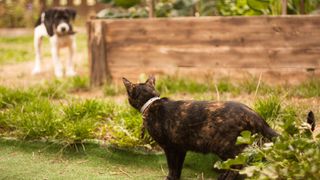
[217, 0, 320, 16]
[215, 96, 320, 179]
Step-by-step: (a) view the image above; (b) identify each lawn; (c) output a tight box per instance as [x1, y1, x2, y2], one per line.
[0, 32, 87, 65]
[0, 139, 218, 179]
[0, 33, 320, 179]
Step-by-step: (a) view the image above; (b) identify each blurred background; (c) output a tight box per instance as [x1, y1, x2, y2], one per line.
[1, 0, 320, 28]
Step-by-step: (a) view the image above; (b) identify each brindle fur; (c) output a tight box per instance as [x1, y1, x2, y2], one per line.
[123, 76, 279, 180]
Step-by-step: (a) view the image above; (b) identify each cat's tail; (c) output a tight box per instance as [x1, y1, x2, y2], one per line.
[261, 111, 316, 139]
[307, 111, 316, 131]
[261, 125, 279, 139]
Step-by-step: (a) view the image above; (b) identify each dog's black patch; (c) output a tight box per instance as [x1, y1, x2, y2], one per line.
[123, 76, 279, 180]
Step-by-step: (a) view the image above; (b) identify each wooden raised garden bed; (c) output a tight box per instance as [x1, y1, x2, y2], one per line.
[87, 16, 320, 85]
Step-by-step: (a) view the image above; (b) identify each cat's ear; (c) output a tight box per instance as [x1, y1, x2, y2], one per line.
[145, 75, 156, 87]
[122, 77, 134, 95]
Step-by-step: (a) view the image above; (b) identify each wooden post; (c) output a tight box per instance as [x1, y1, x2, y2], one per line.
[87, 20, 112, 86]
[281, 0, 287, 15]
[148, 0, 155, 18]
[300, 0, 305, 14]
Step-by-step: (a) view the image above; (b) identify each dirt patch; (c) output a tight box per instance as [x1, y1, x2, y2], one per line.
[0, 54, 86, 87]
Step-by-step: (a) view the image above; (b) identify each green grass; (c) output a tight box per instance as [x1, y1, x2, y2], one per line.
[0, 75, 319, 179]
[0, 86, 36, 109]
[68, 76, 90, 92]
[156, 75, 212, 95]
[103, 83, 125, 96]
[290, 78, 320, 98]
[254, 95, 282, 122]
[0, 138, 219, 179]
[0, 33, 87, 65]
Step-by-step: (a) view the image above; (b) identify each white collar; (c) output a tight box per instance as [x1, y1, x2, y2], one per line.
[140, 97, 161, 114]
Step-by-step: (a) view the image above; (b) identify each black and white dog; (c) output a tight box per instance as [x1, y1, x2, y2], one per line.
[33, 7, 77, 77]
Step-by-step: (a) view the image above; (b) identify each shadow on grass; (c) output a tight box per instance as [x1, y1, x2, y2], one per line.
[0, 138, 219, 179]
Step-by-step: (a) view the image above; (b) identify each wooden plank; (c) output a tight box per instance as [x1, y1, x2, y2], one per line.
[88, 16, 320, 83]
[106, 45, 320, 68]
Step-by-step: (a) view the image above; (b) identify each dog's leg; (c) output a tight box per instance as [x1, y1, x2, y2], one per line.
[164, 148, 186, 180]
[50, 35, 63, 78]
[32, 25, 46, 75]
[66, 35, 76, 77]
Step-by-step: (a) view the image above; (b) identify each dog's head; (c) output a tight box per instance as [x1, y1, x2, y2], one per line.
[122, 76, 160, 110]
[43, 7, 76, 36]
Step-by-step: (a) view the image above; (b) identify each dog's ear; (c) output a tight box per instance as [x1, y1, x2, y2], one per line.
[122, 77, 134, 95]
[66, 8, 76, 21]
[145, 76, 156, 87]
[307, 111, 316, 131]
[43, 9, 57, 36]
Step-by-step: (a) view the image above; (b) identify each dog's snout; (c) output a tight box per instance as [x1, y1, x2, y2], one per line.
[57, 22, 70, 34]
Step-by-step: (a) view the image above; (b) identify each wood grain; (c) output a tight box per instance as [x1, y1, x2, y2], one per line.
[88, 16, 320, 84]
